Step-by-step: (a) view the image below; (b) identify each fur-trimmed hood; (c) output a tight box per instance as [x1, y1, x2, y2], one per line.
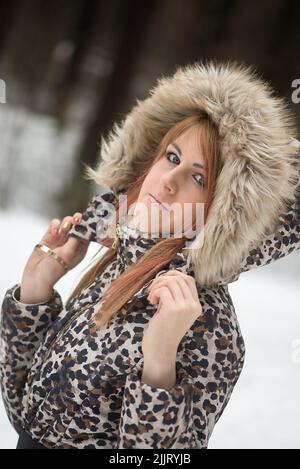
[86, 60, 299, 286]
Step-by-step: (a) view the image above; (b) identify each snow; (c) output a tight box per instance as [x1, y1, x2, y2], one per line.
[0, 208, 299, 449]
[0, 104, 84, 216]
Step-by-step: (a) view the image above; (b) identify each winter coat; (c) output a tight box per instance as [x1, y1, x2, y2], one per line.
[1, 61, 299, 449]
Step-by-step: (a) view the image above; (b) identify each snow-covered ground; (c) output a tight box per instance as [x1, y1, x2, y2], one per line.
[0, 208, 299, 449]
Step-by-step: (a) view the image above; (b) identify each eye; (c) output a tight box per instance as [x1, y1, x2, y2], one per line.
[165, 152, 205, 188]
[166, 151, 180, 165]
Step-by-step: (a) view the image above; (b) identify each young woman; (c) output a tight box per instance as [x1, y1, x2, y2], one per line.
[1, 61, 299, 449]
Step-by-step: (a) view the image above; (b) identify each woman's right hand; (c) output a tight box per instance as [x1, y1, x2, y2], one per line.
[20, 213, 90, 303]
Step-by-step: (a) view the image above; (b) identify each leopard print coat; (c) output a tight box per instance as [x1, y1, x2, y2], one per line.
[1, 179, 299, 449]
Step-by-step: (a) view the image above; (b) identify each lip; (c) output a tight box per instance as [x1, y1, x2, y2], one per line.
[148, 193, 168, 211]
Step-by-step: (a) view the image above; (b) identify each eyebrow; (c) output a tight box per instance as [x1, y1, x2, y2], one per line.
[170, 142, 206, 171]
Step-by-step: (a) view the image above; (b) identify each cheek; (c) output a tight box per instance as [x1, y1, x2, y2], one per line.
[181, 186, 205, 205]
[191, 195, 206, 222]
[144, 161, 165, 184]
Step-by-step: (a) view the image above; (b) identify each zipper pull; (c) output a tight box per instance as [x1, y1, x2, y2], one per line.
[112, 222, 120, 249]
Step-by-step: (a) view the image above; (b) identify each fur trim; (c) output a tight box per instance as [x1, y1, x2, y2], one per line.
[85, 60, 300, 286]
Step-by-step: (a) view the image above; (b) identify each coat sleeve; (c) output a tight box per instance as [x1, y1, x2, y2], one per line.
[234, 188, 299, 279]
[0, 283, 63, 434]
[67, 185, 118, 243]
[115, 285, 246, 449]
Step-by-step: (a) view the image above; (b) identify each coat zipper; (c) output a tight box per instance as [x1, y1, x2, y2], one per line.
[111, 222, 121, 249]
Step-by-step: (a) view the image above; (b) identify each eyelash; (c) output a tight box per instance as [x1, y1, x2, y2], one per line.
[165, 152, 205, 188]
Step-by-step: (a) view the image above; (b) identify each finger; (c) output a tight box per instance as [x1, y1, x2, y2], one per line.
[162, 270, 199, 302]
[149, 280, 178, 304]
[40, 213, 83, 251]
[169, 273, 199, 302]
[148, 270, 199, 302]
[149, 277, 187, 303]
[55, 213, 83, 239]
[171, 277, 192, 301]
[44, 215, 80, 249]
[73, 212, 82, 224]
[64, 235, 89, 253]
[154, 286, 173, 311]
[50, 219, 61, 235]
[148, 269, 185, 288]
[156, 271, 199, 301]
[149, 283, 173, 303]
[163, 270, 190, 279]
[58, 216, 75, 235]
[148, 273, 186, 294]
[147, 277, 168, 295]
[39, 218, 62, 249]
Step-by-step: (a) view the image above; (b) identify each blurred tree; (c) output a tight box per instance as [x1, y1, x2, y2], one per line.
[58, 0, 160, 216]
[0, 0, 19, 60]
[0, 0, 299, 217]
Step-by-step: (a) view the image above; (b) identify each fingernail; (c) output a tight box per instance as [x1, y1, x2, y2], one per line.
[54, 228, 58, 235]
[74, 217, 80, 223]
[62, 222, 70, 230]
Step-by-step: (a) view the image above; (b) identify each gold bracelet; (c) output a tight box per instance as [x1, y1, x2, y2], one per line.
[34, 243, 70, 273]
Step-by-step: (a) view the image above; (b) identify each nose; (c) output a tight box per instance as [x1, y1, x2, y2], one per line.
[161, 176, 177, 196]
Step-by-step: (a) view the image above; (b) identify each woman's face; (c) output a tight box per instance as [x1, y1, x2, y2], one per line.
[127, 125, 207, 238]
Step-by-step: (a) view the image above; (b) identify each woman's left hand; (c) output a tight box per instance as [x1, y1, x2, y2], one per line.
[141, 270, 203, 363]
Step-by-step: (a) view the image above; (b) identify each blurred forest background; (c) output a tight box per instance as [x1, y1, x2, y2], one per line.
[0, 0, 300, 218]
[0, 0, 300, 449]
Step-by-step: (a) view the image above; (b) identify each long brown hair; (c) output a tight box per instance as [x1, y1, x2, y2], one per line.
[67, 113, 221, 330]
